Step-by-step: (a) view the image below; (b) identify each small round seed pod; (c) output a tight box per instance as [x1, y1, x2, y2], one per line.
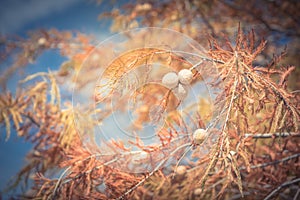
[174, 83, 188, 100]
[194, 188, 202, 196]
[162, 72, 179, 89]
[175, 165, 187, 177]
[193, 128, 208, 145]
[173, 165, 187, 182]
[38, 37, 47, 46]
[178, 69, 193, 85]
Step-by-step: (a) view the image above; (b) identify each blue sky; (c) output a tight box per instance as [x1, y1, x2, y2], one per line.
[0, 0, 113, 36]
[0, 0, 125, 197]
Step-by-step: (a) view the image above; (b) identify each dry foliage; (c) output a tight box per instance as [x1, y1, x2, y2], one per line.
[101, 0, 300, 90]
[0, 1, 299, 200]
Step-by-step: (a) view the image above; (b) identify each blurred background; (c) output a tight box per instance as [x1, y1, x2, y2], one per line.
[0, 0, 299, 198]
[0, 0, 117, 197]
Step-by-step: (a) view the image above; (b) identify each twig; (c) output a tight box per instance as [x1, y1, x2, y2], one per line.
[264, 178, 300, 200]
[50, 153, 115, 199]
[172, 145, 193, 178]
[245, 132, 300, 139]
[50, 166, 71, 200]
[116, 143, 191, 200]
[239, 153, 300, 170]
[21, 112, 41, 128]
[294, 188, 300, 200]
[291, 90, 300, 94]
[220, 51, 239, 153]
[207, 177, 228, 190]
[60, 157, 118, 186]
[171, 50, 225, 64]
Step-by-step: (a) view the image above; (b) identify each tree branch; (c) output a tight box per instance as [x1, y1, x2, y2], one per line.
[21, 112, 41, 128]
[245, 132, 300, 139]
[264, 178, 300, 200]
[239, 153, 300, 170]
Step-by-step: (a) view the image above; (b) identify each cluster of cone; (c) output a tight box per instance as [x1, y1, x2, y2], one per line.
[161, 69, 193, 100]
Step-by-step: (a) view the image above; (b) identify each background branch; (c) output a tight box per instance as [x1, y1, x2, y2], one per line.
[239, 153, 300, 170]
[245, 132, 300, 139]
[264, 177, 300, 200]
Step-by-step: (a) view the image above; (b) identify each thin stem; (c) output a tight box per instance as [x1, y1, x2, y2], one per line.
[207, 177, 228, 190]
[21, 112, 41, 128]
[220, 75, 238, 153]
[239, 153, 300, 170]
[172, 145, 193, 178]
[50, 153, 108, 199]
[293, 188, 300, 200]
[171, 50, 225, 64]
[245, 132, 300, 139]
[61, 158, 118, 186]
[116, 143, 191, 200]
[189, 60, 203, 71]
[291, 90, 300, 94]
[264, 178, 300, 200]
[51, 166, 72, 199]
[219, 51, 240, 154]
